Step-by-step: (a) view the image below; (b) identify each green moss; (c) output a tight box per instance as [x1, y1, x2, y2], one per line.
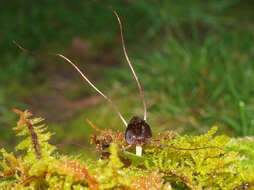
[0, 110, 254, 189]
[227, 137, 254, 171]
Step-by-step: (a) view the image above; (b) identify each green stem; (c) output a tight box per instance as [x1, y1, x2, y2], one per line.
[239, 101, 247, 136]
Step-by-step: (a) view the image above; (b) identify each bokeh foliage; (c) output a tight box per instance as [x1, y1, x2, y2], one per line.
[1, 0, 254, 152]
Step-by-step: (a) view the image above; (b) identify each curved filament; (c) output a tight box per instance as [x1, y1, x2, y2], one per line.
[13, 41, 128, 127]
[111, 8, 147, 121]
[153, 141, 224, 151]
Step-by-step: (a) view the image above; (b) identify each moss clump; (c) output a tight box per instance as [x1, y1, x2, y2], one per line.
[0, 110, 254, 189]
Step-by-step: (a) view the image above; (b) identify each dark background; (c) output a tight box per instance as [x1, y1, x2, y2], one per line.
[1, 0, 254, 154]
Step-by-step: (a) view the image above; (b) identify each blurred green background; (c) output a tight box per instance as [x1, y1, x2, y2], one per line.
[1, 0, 254, 155]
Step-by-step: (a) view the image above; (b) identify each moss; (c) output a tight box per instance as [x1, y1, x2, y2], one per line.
[0, 110, 254, 189]
[227, 137, 254, 169]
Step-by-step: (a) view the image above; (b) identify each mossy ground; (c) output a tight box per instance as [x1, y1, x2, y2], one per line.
[0, 110, 253, 190]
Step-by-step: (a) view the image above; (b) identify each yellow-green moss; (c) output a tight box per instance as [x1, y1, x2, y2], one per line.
[0, 110, 254, 189]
